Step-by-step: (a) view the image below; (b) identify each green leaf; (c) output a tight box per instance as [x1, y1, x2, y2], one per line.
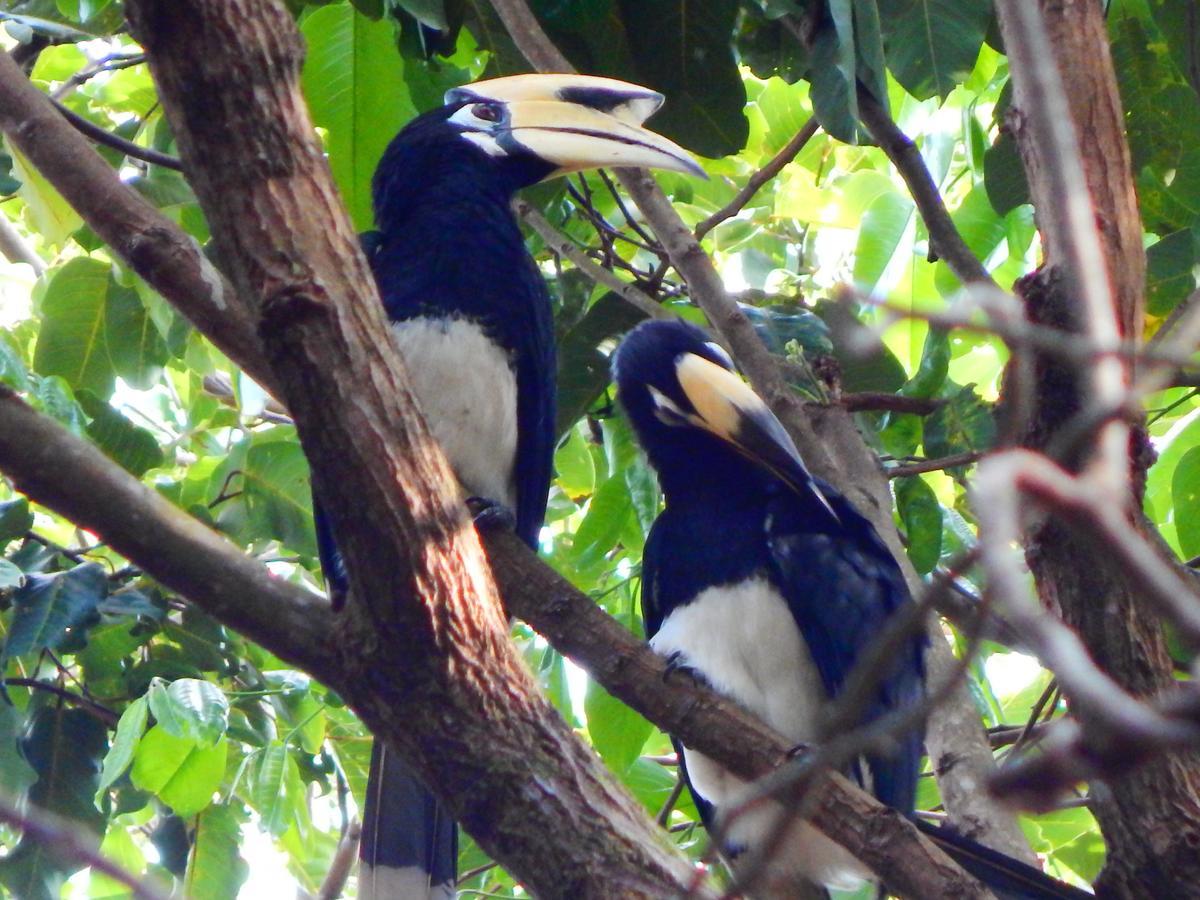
[807, 0, 859, 143]
[878, 0, 991, 100]
[103, 278, 170, 389]
[896, 475, 943, 574]
[243, 439, 317, 556]
[0, 558, 24, 589]
[249, 744, 294, 835]
[853, 188, 914, 295]
[264, 670, 326, 754]
[302, 5, 417, 230]
[0, 497, 34, 544]
[95, 696, 149, 804]
[3, 562, 107, 661]
[925, 384, 995, 464]
[77, 390, 165, 477]
[983, 130, 1030, 216]
[585, 679, 653, 773]
[616, 0, 749, 157]
[29, 375, 87, 435]
[131, 725, 227, 817]
[8, 143, 81, 249]
[33, 258, 116, 398]
[148, 678, 230, 745]
[572, 474, 634, 567]
[555, 291, 645, 437]
[1172, 445, 1200, 558]
[555, 425, 597, 497]
[0, 330, 31, 390]
[901, 327, 950, 400]
[1146, 228, 1199, 316]
[0, 705, 107, 900]
[0, 704, 36, 798]
[185, 804, 250, 900]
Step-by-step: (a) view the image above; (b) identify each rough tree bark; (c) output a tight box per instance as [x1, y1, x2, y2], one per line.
[121, 2, 698, 896]
[995, 2, 1200, 896]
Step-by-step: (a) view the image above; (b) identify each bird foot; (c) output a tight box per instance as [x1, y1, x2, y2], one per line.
[466, 496, 517, 532]
[662, 651, 704, 685]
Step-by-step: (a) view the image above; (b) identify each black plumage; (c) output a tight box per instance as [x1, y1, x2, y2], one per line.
[616, 319, 1091, 899]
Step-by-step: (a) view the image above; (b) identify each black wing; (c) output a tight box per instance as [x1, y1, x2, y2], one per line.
[764, 478, 926, 813]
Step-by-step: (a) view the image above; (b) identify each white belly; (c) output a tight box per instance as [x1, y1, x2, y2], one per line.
[391, 317, 518, 508]
[650, 577, 872, 892]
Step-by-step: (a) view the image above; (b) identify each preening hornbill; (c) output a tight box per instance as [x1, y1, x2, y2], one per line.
[312, 75, 701, 898]
[614, 320, 1093, 900]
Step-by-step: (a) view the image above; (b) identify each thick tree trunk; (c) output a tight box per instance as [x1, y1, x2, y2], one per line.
[996, 2, 1200, 896]
[121, 2, 701, 895]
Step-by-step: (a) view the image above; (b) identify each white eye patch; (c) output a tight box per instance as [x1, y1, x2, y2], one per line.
[648, 385, 692, 428]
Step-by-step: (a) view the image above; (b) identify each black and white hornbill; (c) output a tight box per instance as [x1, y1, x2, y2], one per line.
[614, 320, 1093, 899]
[312, 75, 701, 899]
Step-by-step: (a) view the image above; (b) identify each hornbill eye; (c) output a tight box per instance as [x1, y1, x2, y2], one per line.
[471, 102, 502, 123]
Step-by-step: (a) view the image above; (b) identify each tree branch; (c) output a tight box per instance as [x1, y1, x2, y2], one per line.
[694, 116, 820, 239]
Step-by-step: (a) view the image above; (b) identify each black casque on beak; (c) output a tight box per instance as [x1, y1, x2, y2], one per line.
[443, 73, 706, 179]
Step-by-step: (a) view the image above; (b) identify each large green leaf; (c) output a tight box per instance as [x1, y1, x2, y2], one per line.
[250, 741, 307, 837]
[3, 561, 107, 661]
[94, 695, 149, 803]
[1146, 227, 1199, 315]
[1172, 445, 1200, 558]
[807, 0, 859, 143]
[877, 0, 991, 100]
[0, 705, 107, 900]
[0, 703, 36, 798]
[896, 475, 943, 574]
[8, 142, 81, 249]
[148, 677, 230, 746]
[0, 497, 33, 545]
[33, 259, 167, 401]
[242, 438, 317, 557]
[585, 678, 653, 773]
[852, 187, 914, 294]
[185, 804, 250, 900]
[302, 5, 417, 230]
[925, 383, 995, 463]
[616, 0, 748, 158]
[130, 725, 227, 817]
[77, 390, 165, 477]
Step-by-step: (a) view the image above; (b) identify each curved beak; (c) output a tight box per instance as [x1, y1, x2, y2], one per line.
[504, 99, 705, 177]
[673, 353, 834, 516]
[447, 73, 705, 179]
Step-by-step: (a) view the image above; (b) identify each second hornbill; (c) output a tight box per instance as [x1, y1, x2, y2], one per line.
[614, 319, 1093, 899]
[312, 76, 701, 898]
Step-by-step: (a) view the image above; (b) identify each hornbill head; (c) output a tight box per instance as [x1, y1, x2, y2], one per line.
[614, 320, 835, 513]
[439, 73, 705, 179]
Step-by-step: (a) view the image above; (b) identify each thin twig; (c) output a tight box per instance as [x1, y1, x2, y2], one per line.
[887, 451, 983, 479]
[694, 117, 820, 239]
[3, 678, 120, 727]
[53, 99, 182, 170]
[513, 199, 671, 321]
[0, 792, 169, 900]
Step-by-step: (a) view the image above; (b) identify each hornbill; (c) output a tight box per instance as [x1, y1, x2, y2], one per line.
[614, 319, 1093, 899]
[312, 75, 702, 899]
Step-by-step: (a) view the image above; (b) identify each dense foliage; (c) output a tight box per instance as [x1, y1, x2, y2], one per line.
[0, 0, 1194, 896]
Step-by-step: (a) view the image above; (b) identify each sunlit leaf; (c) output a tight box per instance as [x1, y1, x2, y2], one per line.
[131, 725, 227, 817]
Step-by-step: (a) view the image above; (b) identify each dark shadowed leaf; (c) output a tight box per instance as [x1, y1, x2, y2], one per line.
[0, 497, 33, 545]
[1147, 227, 1199, 315]
[807, 0, 859, 142]
[3, 562, 107, 661]
[0, 705, 107, 900]
[925, 384, 995, 465]
[878, 0, 991, 100]
[77, 390, 165, 477]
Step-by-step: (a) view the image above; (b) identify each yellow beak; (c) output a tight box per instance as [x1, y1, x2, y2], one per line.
[446, 73, 705, 178]
[673, 353, 834, 518]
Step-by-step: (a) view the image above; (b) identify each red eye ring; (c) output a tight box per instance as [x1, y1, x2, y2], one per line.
[471, 103, 501, 123]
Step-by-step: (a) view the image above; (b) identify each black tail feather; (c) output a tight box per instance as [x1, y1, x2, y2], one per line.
[359, 742, 457, 900]
[914, 818, 1093, 900]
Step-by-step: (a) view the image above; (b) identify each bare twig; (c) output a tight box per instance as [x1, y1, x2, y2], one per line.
[0, 792, 169, 900]
[855, 87, 994, 288]
[840, 392, 942, 416]
[694, 117, 820, 239]
[52, 99, 183, 170]
[4, 678, 120, 727]
[513, 199, 671, 320]
[887, 451, 984, 479]
[0, 211, 44, 272]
